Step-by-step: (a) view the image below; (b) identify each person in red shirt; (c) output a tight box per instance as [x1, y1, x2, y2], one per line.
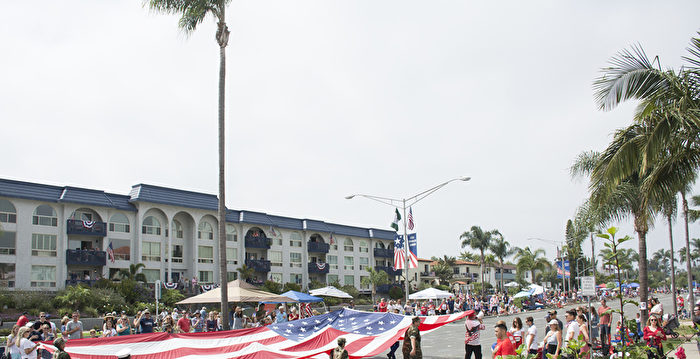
[420, 303, 428, 316]
[378, 298, 388, 312]
[643, 316, 666, 358]
[177, 312, 191, 333]
[16, 312, 29, 327]
[287, 307, 300, 321]
[493, 321, 517, 359]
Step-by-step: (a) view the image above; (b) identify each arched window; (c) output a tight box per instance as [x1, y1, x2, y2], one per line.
[109, 213, 130, 233]
[226, 224, 237, 242]
[0, 199, 16, 223]
[33, 205, 57, 226]
[343, 238, 354, 252]
[173, 220, 183, 238]
[359, 240, 369, 253]
[374, 242, 386, 249]
[142, 216, 162, 235]
[198, 222, 214, 240]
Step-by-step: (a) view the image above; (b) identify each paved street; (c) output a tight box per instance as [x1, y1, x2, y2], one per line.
[368, 293, 676, 359]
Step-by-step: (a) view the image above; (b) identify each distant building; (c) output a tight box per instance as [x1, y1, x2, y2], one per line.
[0, 178, 399, 291]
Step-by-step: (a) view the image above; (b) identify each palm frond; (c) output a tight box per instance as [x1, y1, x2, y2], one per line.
[570, 151, 601, 179]
[594, 45, 668, 111]
[682, 32, 700, 71]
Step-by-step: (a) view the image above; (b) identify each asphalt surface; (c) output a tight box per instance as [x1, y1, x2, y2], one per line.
[367, 293, 676, 359]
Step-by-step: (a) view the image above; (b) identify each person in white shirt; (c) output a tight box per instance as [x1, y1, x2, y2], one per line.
[525, 317, 538, 355]
[464, 310, 486, 359]
[564, 309, 580, 348]
[17, 327, 40, 359]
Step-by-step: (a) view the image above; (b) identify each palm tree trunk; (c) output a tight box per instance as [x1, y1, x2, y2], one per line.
[683, 192, 695, 320]
[216, 14, 230, 330]
[500, 260, 504, 293]
[668, 215, 678, 315]
[480, 250, 485, 297]
[636, 226, 649, 324]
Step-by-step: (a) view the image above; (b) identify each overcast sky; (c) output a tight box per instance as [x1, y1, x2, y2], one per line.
[1, 1, 699, 263]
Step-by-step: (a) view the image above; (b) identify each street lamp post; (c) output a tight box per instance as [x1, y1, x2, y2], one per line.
[346, 176, 471, 304]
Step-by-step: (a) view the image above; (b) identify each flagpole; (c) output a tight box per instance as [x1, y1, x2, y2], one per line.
[402, 199, 410, 304]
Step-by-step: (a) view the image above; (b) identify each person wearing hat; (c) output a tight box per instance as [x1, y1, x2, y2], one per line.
[52, 337, 71, 359]
[542, 319, 562, 358]
[546, 310, 563, 335]
[275, 306, 288, 324]
[136, 310, 154, 334]
[115, 348, 131, 359]
[465, 310, 485, 359]
[493, 321, 516, 358]
[402, 317, 422, 359]
[331, 337, 348, 359]
[524, 317, 538, 356]
[191, 311, 204, 332]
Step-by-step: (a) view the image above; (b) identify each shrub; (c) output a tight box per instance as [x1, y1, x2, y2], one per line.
[261, 281, 283, 294]
[388, 286, 404, 300]
[339, 285, 358, 299]
[308, 280, 325, 290]
[282, 283, 301, 293]
[0, 289, 16, 309]
[161, 289, 185, 307]
[436, 285, 450, 291]
[91, 288, 127, 314]
[54, 285, 92, 311]
[13, 291, 54, 314]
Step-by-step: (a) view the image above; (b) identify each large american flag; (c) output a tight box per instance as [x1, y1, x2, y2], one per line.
[39, 309, 466, 359]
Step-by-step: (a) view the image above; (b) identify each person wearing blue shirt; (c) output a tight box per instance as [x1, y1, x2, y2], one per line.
[275, 306, 288, 323]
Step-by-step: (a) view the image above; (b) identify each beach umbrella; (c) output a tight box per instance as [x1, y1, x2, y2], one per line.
[177, 280, 295, 304]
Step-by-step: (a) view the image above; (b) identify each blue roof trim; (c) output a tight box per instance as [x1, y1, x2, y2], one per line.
[0, 178, 395, 239]
[129, 184, 218, 210]
[0, 178, 63, 202]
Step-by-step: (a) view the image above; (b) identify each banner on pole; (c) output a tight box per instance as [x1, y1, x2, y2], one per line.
[408, 233, 417, 257]
[556, 260, 570, 278]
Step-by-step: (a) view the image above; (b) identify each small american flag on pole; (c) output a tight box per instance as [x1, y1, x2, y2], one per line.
[407, 207, 415, 230]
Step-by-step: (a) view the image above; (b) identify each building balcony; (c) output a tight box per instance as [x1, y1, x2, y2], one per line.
[66, 219, 107, 237]
[66, 249, 106, 266]
[307, 241, 330, 254]
[65, 279, 96, 287]
[245, 259, 271, 272]
[308, 262, 330, 274]
[244, 236, 271, 249]
[376, 265, 401, 276]
[373, 248, 394, 258]
[377, 283, 401, 293]
[494, 273, 516, 280]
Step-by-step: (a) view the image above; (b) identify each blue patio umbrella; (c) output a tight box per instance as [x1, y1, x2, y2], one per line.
[263, 290, 323, 303]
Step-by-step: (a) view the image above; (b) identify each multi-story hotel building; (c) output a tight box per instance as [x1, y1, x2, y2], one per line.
[0, 178, 399, 291]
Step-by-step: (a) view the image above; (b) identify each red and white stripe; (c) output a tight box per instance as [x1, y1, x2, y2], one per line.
[394, 248, 405, 270]
[39, 311, 466, 359]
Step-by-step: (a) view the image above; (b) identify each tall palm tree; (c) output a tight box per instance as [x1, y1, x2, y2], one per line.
[147, 0, 233, 329]
[592, 33, 700, 319]
[489, 233, 516, 292]
[571, 134, 658, 322]
[514, 246, 551, 285]
[459, 251, 480, 262]
[118, 263, 147, 283]
[659, 196, 679, 314]
[460, 226, 497, 296]
[361, 267, 389, 303]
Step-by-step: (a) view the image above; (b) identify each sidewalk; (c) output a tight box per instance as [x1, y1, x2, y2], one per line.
[680, 342, 700, 359]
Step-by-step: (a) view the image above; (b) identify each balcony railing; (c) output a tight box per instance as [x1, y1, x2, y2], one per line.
[245, 259, 271, 272]
[376, 265, 401, 276]
[66, 249, 106, 266]
[307, 241, 330, 254]
[244, 237, 271, 249]
[308, 262, 330, 274]
[66, 219, 107, 237]
[65, 279, 96, 287]
[377, 283, 401, 293]
[373, 247, 394, 258]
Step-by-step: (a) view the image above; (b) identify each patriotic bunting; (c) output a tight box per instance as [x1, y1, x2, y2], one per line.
[163, 282, 178, 290]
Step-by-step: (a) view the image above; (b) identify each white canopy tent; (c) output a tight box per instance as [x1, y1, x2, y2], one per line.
[309, 286, 353, 299]
[504, 282, 520, 288]
[528, 284, 544, 295]
[408, 287, 453, 300]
